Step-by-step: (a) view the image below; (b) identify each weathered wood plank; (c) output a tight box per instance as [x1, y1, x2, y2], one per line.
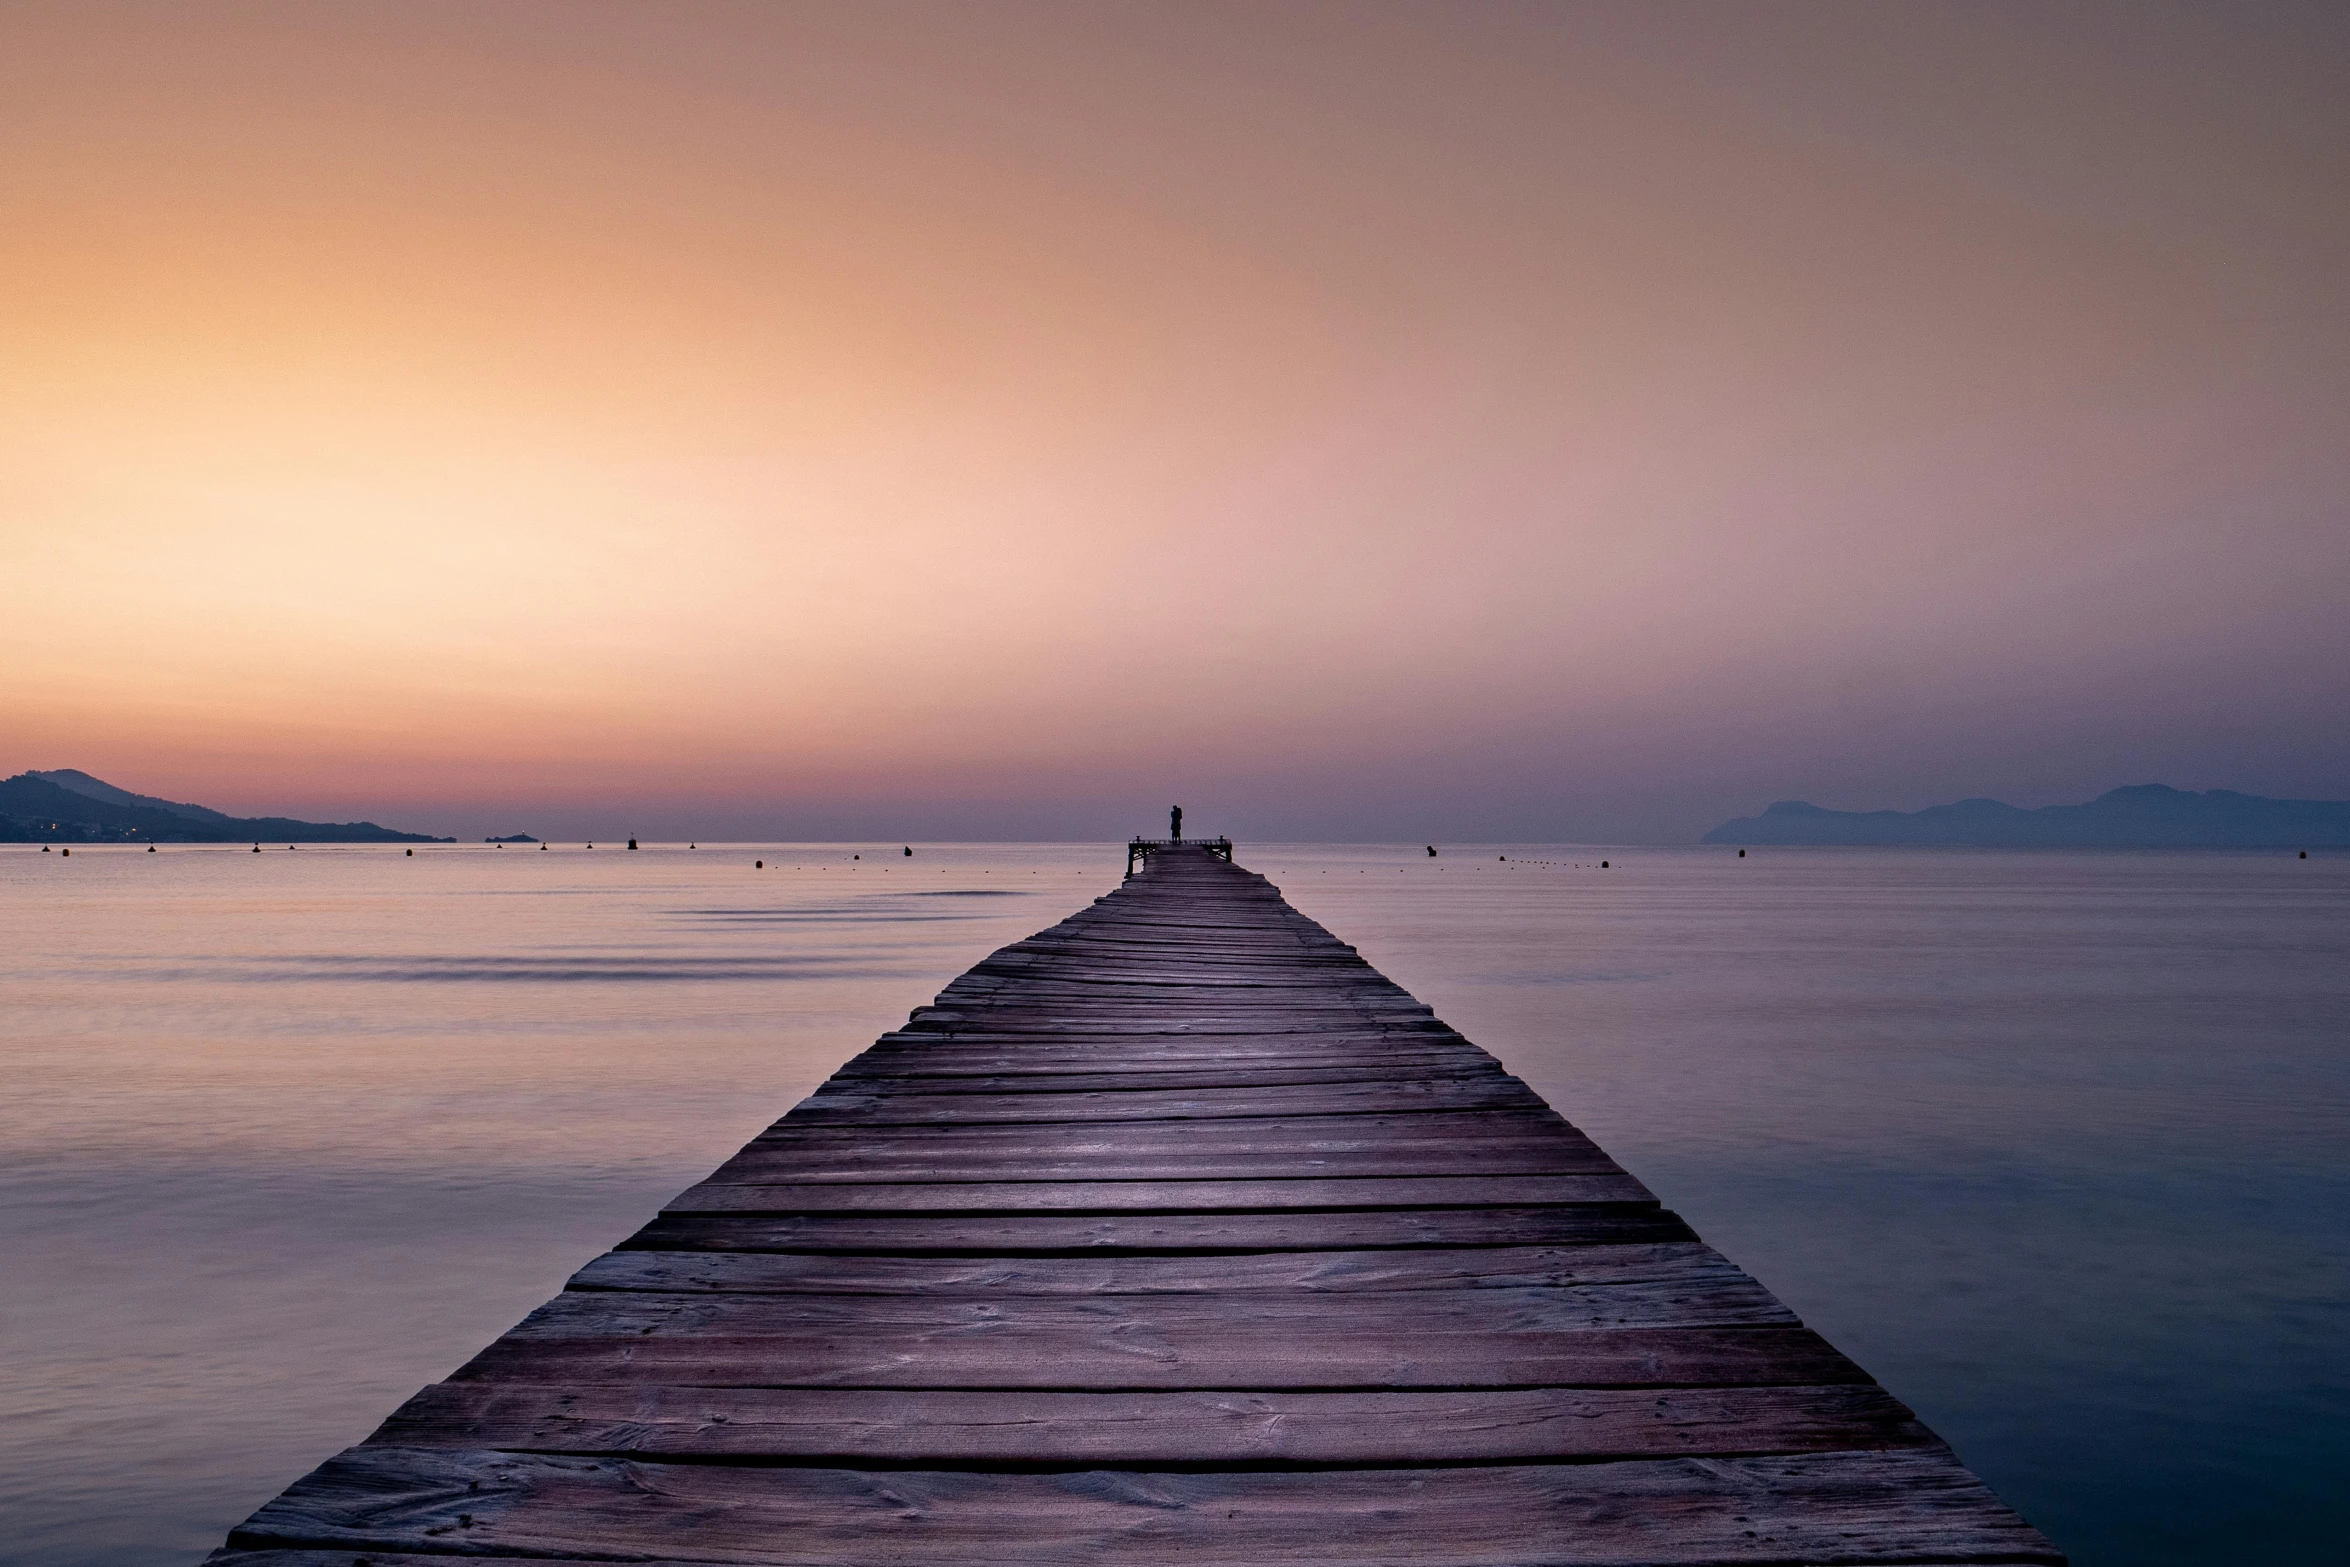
[621, 1206, 1701, 1254]
[224, 1446, 2063, 1565]
[704, 1148, 1620, 1185]
[451, 1323, 1841, 1391]
[219, 1560, 2044, 1567]
[849, 1044, 1495, 1075]
[740, 1111, 1589, 1150]
[833, 1059, 1503, 1089]
[952, 964, 1411, 987]
[752, 1105, 1573, 1139]
[373, 1382, 1935, 1463]
[664, 1173, 1658, 1213]
[567, 1241, 1738, 1295]
[861, 1031, 1483, 1052]
[710, 1114, 1619, 1184]
[491, 1282, 1802, 1341]
[900, 1013, 1450, 1036]
[779, 1078, 1547, 1124]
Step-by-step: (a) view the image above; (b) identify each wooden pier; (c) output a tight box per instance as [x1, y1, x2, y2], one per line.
[213, 845, 2059, 1565]
[1127, 834, 1233, 873]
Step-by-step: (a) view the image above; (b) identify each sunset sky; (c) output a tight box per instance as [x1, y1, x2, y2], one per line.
[5, 1, 2345, 841]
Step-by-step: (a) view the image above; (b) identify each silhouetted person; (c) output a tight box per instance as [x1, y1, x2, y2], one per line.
[1426, 845, 1437, 857]
[1170, 805, 1183, 841]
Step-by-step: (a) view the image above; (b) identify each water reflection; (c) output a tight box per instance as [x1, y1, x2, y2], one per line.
[1, 842, 2342, 1566]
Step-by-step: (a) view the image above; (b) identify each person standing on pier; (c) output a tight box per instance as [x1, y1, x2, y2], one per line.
[1170, 804, 1183, 840]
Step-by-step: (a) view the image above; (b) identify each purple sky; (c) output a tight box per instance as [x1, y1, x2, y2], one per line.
[5, 2, 2345, 840]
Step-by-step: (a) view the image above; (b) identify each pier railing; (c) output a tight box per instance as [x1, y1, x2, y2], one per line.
[1127, 835, 1234, 874]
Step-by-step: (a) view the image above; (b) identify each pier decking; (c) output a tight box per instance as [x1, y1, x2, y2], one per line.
[213, 846, 2058, 1565]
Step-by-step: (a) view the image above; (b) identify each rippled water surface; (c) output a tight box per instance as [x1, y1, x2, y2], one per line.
[3, 842, 2344, 1565]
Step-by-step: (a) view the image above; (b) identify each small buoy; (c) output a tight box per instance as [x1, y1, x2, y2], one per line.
[1498, 855, 1506, 861]
[61, 847, 70, 856]
[628, 838, 638, 850]
[539, 844, 546, 850]
[689, 843, 696, 850]
[252, 844, 260, 853]
[853, 853, 860, 860]
[42, 845, 49, 852]
[1601, 860, 1610, 868]
[587, 843, 593, 849]
[2301, 850, 2309, 859]
[148, 845, 156, 852]
[755, 859, 763, 869]
[406, 848, 413, 857]
[903, 846, 912, 857]
[1738, 848, 1746, 857]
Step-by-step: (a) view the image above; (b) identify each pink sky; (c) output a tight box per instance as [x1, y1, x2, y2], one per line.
[4, 2, 2345, 840]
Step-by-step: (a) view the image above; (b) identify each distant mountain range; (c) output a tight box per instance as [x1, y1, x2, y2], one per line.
[1704, 784, 2350, 847]
[1, 770, 450, 843]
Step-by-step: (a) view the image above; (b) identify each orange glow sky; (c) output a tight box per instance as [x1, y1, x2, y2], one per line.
[5, 2, 2346, 840]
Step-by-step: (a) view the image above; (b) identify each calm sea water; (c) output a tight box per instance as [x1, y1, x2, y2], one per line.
[2, 842, 2343, 1565]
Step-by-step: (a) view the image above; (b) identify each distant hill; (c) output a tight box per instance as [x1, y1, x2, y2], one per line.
[28, 768, 236, 823]
[1, 771, 451, 843]
[1703, 784, 2350, 847]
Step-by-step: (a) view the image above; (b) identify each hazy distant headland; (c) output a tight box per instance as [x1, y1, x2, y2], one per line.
[1705, 784, 2350, 847]
[0, 770, 450, 843]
